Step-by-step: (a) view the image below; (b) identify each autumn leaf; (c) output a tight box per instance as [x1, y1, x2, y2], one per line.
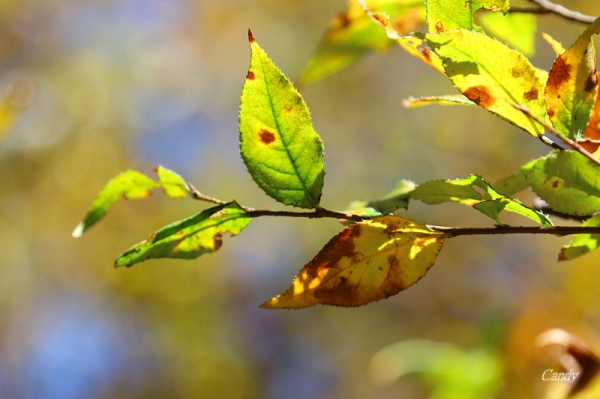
[115, 202, 251, 267]
[402, 94, 475, 108]
[73, 167, 191, 238]
[261, 215, 444, 309]
[545, 16, 600, 140]
[239, 29, 325, 209]
[298, 0, 424, 87]
[426, 0, 508, 34]
[559, 214, 600, 261]
[527, 150, 600, 217]
[412, 174, 552, 226]
[580, 75, 600, 154]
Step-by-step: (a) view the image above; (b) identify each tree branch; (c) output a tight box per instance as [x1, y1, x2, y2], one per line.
[431, 225, 600, 238]
[523, 0, 596, 24]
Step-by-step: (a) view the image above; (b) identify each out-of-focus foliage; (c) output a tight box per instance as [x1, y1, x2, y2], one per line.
[4, 0, 600, 398]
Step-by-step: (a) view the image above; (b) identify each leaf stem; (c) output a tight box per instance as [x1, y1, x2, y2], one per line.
[431, 225, 600, 238]
[512, 104, 600, 167]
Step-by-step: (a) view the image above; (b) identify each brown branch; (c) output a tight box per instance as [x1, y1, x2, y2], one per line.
[525, 0, 596, 24]
[186, 182, 228, 205]
[512, 104, 600, 168]
[431, 225, 600, 238]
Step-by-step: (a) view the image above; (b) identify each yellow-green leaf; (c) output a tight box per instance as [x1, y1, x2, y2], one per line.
[345, 179, 415, 217]
[545, 16, 600, 139]
[240, 30, 325, 209]
[155, 166, 190, 198]
[479, 11, 536, 56]
[559, 214, 600, 261]
[298, 0, 424, 87]
[426, 0, 508, 34]
[402, 94, 475, 108]
[261, 215, 444, 309]
[115, 202, 251, 267]
[426, 30, 548, 137]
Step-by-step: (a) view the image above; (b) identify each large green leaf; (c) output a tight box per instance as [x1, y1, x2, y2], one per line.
[527, 150, 600, 216]
[240, 30, 325, 209]
[73, 167, 190, 238]
[425, 30, 548, 137]
[298, 0, 424, 87]
[546, 17, 600, 139]
[115, 202, 251, 267]
[412, 174, 552, 226]
[559, 214, 600, 261]
[426, 0, 508, 33]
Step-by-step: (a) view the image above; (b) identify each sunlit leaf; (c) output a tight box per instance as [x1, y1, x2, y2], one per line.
[425, 30, 548, 137]
[345, 179, 415, 217]
[493, 159, 537, 196]
[545, 17, 600, 139]
[298, 0, 424, 87]
[402, 94, 475, 108]
[115, 202, 251, 267]
[527, 150, 600, 216]
[155, 166, 190, 198]
[261, 215, 444, 308]
[479, 11, 536, 56]
[559, 214, 600, 261]
[542, 32, 565, 56]
[580, 75, 600, 154]
[412, 174, 552, 226]
[240, 30, 325, 209]
[426, 0, 508, 34]
[73, 170, 158, 238]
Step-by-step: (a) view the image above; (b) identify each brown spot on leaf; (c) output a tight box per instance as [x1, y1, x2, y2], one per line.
[335, 10, 351, 28]
[246, 70, 255, 80]
[214, 233, 223, 250]
[435, 22, 444, 34]
[373, 13, 389, 27]
[511, 67, 524, 78]
[524, 88, 539, 100]
[551, 179, 561, 189]
[247, 28, 256, 43]
[464, 1, 471, 9]
[259, 129, 276, 144]
[584, 72, 598, 92]
[464, 86, 495, 107]
[305, 224, 361, 279]
[419, 47, 432, 63]
[547, 57, 572, 92]
[548, 109, 555, 118]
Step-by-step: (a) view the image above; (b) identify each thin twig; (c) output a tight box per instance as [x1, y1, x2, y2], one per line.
[186, 182, 228, 205]
[526, 0, 596, 24]
[431, 225, 600, 238]
[512, 104, 600, 167]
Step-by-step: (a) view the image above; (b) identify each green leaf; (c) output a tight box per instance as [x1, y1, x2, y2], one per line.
[261, 215, 444, 308]
[402, 94, 476, 108]
[527, 150, 600, 216]
[545, 17, 600, 139]
[559, 214, 600, 261]
[345, 179, 415, 216]
[240, 30, 325, 209]
[73, 170, 158, 238]
[298, 0, 424, 87]
[155, 166, 190, 198]
[426, 0, 508, 34]
[479, 11, 536, 56]
[425, 30, 548, 137]
[73, 167, 193, 237]
[493, 159, 537, 196]
[115, 202, 251, 267]
[412, 174, 552, 226]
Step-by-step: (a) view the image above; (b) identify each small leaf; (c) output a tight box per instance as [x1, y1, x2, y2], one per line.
[115, 202, 251, 267]
[73, 170, 157, 237]
[412, 174, 552, 226]
[425, 30, 548, 137]
[402, 94, 476, 108]
[527, 150, 600, 216]
[155, 166, 190, 198]
[298, 0, 424, 87]
[542, 32, 565, 56]
[579, 75, 600, 154]
[345, 179, 415, 216]
[261, 215, 444, 308]
[493, 159, 537, 196]
[479, 11, 536, 56]
[240, 30, 325, 209]
[545, 17, 600, 139]
[559, 214, 600, 261]
[426, 0, 508, 34]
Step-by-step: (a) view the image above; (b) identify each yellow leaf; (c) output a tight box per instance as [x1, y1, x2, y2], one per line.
[261, 215, 444, 309]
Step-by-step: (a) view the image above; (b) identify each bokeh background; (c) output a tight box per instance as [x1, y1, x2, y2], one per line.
[1, 0, 599, 398]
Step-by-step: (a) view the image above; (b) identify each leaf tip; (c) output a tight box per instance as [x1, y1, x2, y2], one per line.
[248, 28, 255, 43]
[72, 223, 84, 238]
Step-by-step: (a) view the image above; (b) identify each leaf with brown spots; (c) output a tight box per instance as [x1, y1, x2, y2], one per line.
[545, 16, 600, 140]
[115, 202, 251, 267]
[260, 215, 444, 308]
[426, 0, 508, 34]
[426, 30, 548, 137]
[298, 0, 425, 87]
[240, 29, 325, 209]
[527, 150, 600, 216]
[580, 79, 600, 153]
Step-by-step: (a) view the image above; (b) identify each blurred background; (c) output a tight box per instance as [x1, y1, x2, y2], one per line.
[1, 0, 600, 398]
